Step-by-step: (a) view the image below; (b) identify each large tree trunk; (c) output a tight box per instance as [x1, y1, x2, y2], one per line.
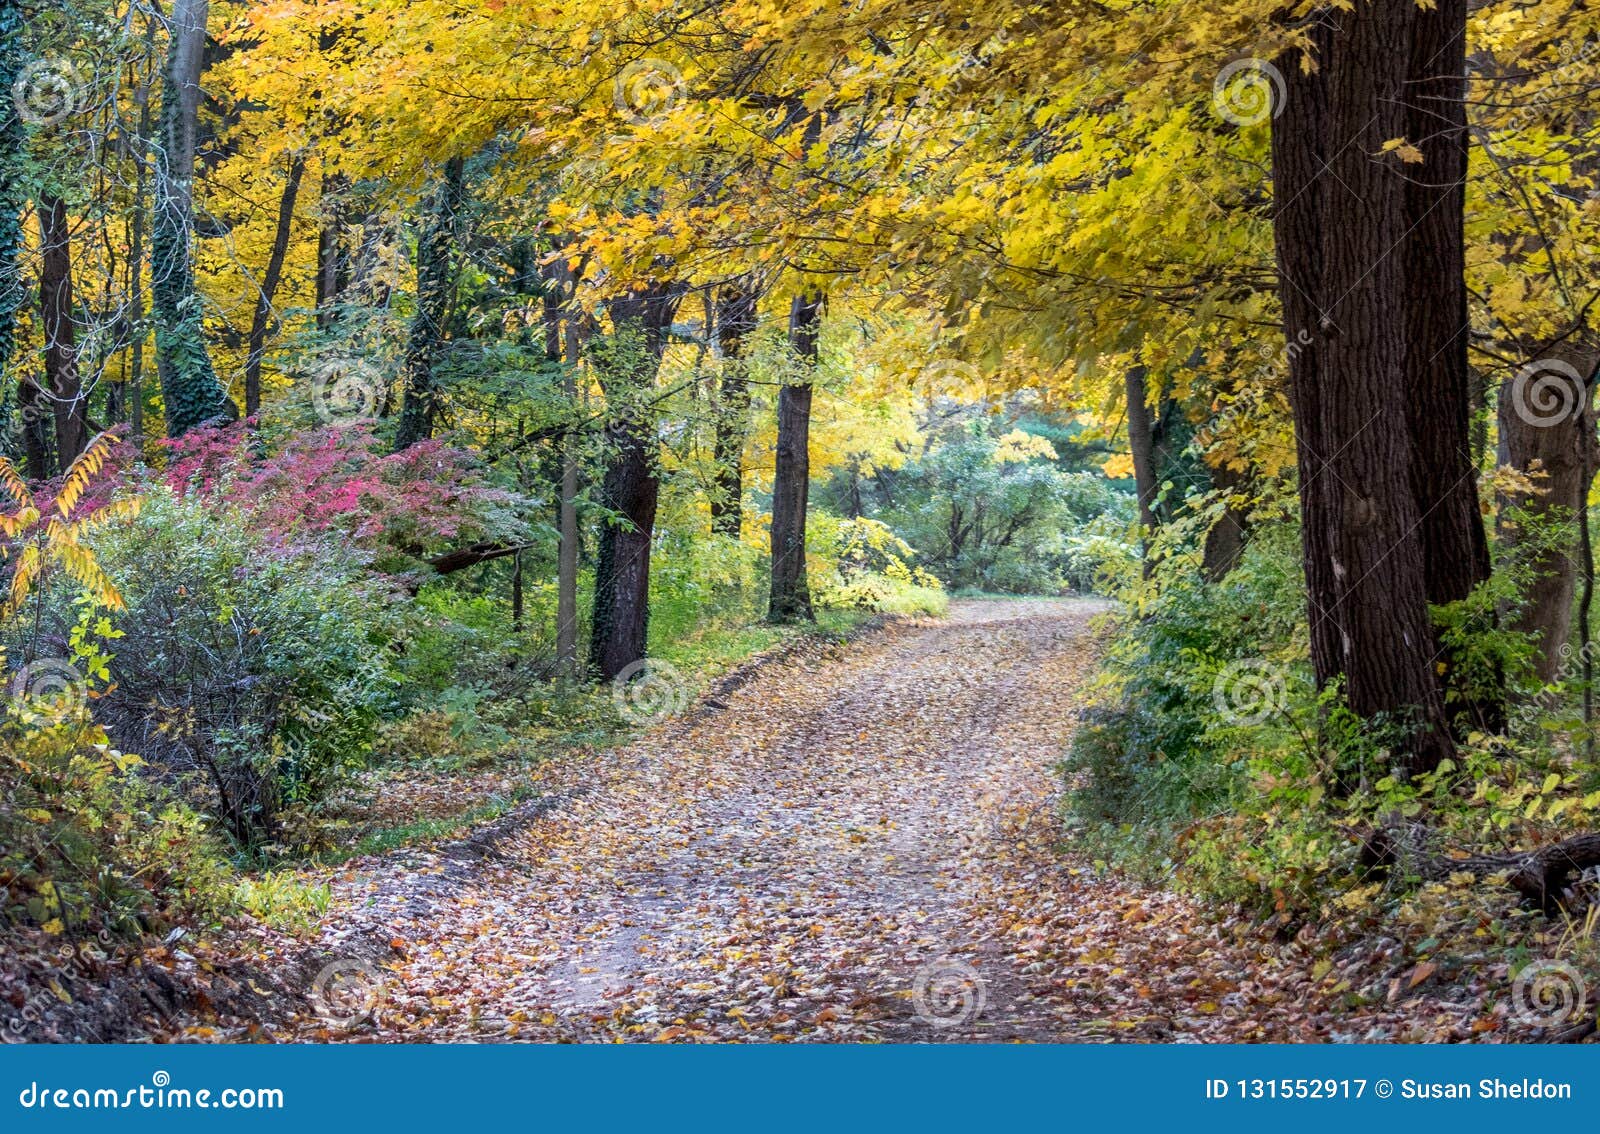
[711, 284, 758, 538]
[244, 155, 305, 417]
[1497, 348, 1600, 683]
[152, 0, 234, 436]
[393, 155, 465, 452]
[1272, 5, 1455, 776]
[768, 291, 821, 623]
[588, 282, 681, 682]
[1124, 364, 1159, 575]
[1403, 0, 1500, 728]
[153, 0, 236, 436]
[37, 194, 88, 464]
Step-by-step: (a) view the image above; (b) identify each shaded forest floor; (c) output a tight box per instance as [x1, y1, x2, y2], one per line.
[6, 600, 1581, 1042]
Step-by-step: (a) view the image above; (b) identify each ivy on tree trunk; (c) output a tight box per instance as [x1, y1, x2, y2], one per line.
[0, 1, 27, 466]
[393, 155, 466, 453]
[152, 0, 236, 436]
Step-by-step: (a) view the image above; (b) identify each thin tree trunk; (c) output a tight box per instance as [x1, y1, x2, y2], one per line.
[588, 282, 681, 681]
[314, 171, 349, 332]
[152, 0, 236, 436]
[768, 290, 821, 623]
[127, 16, 158, 445]
[543, 250, 584, 679]
[1202, 457, 1250, 582]
[711, 284, 758, 538]
[1124, 364, 1159, 575]
[38, 194, 88, 463]
[1497, 349, 1600, 683]
[244, 155, 305, 417]
[510, 549, 523, 632]
[1272, 4, 1455, 776]
[0, 0, 29, 466]
[393, 155, 465, 452]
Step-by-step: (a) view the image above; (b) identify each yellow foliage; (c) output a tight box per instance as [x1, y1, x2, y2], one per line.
[0, 434, 140, 621]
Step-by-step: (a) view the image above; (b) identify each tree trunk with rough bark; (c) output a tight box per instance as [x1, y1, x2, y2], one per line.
[38, 194, 87, 464]
[1403, 0, 1501, 729]
[1272, 4, 1456, 775]
[769, 291, 821, 623]
[1124, 365, 1159, 575]
[153, 0, 236, 437]
[542, 249, 586, 679]
[588, 282, 681, 682]
[315, 171, 348, 332]
[1497, 349, 1600, 683]
[1202, 457, 1250, 582]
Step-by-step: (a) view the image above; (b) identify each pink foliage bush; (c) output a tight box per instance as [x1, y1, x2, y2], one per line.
[159, 422, 530, 572]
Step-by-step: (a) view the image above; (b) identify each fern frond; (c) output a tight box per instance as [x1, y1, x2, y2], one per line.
[0, 458, 33, 511]
[4, 544, 42, 619]
[55, 432, 116, 518]
[71, 495, 142, 538]
[59, 544, 126, 610]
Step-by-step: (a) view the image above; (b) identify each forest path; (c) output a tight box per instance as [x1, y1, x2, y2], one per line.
[284, 598, 1311, 1042]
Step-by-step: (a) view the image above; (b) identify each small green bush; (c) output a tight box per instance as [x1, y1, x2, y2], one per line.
[0, 703, 235, 935]
[84, 490, 397, 849]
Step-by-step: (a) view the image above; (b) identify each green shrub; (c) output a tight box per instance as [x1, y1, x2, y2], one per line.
[1062, 521, 1309, 882]
[84, 490, 397, 849]
[649, 530, 767, 641]
[824, 415, 1136, 594]
[398, 584, 551, 702]
[0, 704, 235, 935]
